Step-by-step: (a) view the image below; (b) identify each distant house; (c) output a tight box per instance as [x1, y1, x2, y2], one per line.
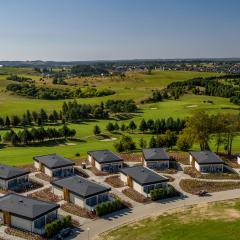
[33, 154, 75, 177]
[0, 164, 30, 190]
[0, 193, 59, 235]
[189, 151, 224, 173]
[120, 166, 168, 197]
[237, 155, 240, 165]
[142, 148, 170, 169]
[52, 175, 111, 210]
[87, 150, 123, 172]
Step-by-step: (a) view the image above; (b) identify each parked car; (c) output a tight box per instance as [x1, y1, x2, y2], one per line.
[55, 228, 74, 239]
[197, 190, 208, 196]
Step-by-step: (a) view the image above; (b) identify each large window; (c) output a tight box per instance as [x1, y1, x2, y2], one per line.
[86, 196, 97, 206]
[34, 216, 45, 229]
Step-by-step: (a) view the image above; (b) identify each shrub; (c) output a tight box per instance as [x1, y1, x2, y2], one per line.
[96, 199, 122, 216]
[150, 185, 179, 201]
[45, 215, 72, 238]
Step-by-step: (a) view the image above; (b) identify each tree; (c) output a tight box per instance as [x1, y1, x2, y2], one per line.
[139, 137, 147, 148]
[106, 122, 115, 132]
[156, 135, 165, 147]
[177, 132, 193, 151]
[114, 122, 119, 131]
[40, 109, 48, 123]
[11, 115, 21, 127]
[5, 116, 10, 128]
[147, 119, 155, 132]
[19, 129, 32, 145]
[129, 121, 137, 132]
[0, 117, 4, 129]
[149, 136, 157, 148]
[164, 130, 177, 149]
[139, 119, 148, 132]
[184, 110, 212, 150]
[114, 135, 136, 152]
[121, 124, 126, 131]
[93, 125, 101, 135]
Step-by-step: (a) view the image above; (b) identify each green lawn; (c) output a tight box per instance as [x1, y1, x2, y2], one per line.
[99, 199, 240, 240]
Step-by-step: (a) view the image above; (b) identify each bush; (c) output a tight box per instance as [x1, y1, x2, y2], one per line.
[96, 199, 122, 216]
[150, 185, 179, 201]
[45, 215, 72, 238]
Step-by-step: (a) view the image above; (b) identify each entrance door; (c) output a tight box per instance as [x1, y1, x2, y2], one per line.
[63, 188, 70, 202]
[3, 212, 11, 226]
[127, 176, 133, 187]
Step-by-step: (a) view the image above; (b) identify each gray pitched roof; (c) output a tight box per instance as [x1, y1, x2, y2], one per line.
[142, 148, 170, 161]
[120, 166, 168, 186]
[52, 175, 111, 198]
[33, 154, 75, 169]
[189, 151, 224, 165]
[87, 150, 123, 164]
[0, 165, 29, 180]
[0, 193, 59, 220]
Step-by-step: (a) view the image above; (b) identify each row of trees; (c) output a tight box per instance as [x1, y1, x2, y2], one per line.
[0, 99, 138, 129]
[6, 83, 115, 100]
[106, 118, 185, 134]
[2, 125, 76, 146]
[178, 111, 240, 155]
[166, 75, 240, 104]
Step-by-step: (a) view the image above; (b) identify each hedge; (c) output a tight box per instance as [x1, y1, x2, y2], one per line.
[150, 185, 179, 201]
[45, 215, 72, 238]
[96, 199, 121, 216]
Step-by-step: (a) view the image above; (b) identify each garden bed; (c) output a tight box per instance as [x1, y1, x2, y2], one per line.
[163, 175, 175, 182]
[155, 168, 178, 174]
[89, 167, 110, 176]
[119, 153, 142, 162]
[61, 203, 96, 219]
[184, 166, 240, 180]
[28, 187, 62, 202]
[35, 173, 54, 182]
[5, 227, 44, 240]
[168, 151, 189, 165]
[105, 175, 124, 188]
[180, 179, 240, 194]
[122, 188, 150, 203]
[22, 164, 37, 173]
[14, 180, 43, 193]
[74, 167, 89, 178]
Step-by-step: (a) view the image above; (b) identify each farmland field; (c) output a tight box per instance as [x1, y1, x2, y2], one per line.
[0, 68, 240, 166]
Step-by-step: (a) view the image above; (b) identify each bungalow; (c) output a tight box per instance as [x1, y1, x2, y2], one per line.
[120, 166, 169, 197]
[189, 151, 224, 173]
[52, 175, 111, 210]
[33, 154, 75, 177]
[0, 193, 59, 235]
[0, 164, 30, 190]
[87, 150, 123, 172]
[142, 148, 170, 169]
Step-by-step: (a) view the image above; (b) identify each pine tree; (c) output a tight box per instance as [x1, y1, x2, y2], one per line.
[129, 120, 137, 132]
[149, 136, 157, 148]
[93, 125, 101, 135]
[139, 119, 148, 132]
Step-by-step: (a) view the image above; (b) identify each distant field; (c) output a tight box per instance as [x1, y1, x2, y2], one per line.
[1, 68, 239, 166]
[99, 199, 240, 240]
[0, 69, 219, 116]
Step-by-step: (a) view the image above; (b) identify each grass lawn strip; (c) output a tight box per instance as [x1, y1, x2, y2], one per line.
[98, 198, 240, 240]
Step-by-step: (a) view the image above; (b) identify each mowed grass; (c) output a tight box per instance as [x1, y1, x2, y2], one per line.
[0, 69, 219, 116]
[99, 199, 240, 240]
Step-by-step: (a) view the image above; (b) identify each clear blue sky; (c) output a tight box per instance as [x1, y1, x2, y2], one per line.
[0, 0, 240, 61]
